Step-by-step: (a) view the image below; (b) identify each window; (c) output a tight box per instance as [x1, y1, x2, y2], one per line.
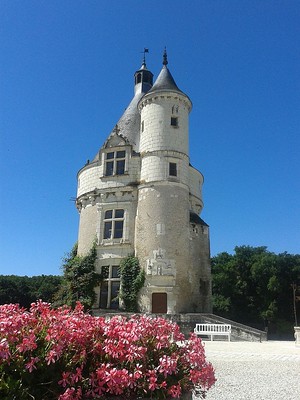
[103, 209, 124, 239]
[144, 74, 151, 83]
[99, 265, 120, 309]
[171, 117, 178, 127]
[169, 162, 177, 177]
[105, 151, 126, 176]
[136, 73, 142, 84]
[141, 120, 144, 132]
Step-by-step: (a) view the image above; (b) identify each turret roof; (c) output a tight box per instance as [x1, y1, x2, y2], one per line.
[148, 65, 181, 93]
[147, 49, 185, 95]
[106, 90, 145, 150]
[94, 51, 187, 158]
[98, 60, 153, 154]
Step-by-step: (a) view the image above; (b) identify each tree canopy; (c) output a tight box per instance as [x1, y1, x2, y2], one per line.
[212, 246, 300, 338]
[0, 275, 62, 308]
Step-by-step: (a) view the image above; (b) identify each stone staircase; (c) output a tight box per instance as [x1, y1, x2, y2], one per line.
[196, 313, 267, 342]
[159, 313, 267, 342]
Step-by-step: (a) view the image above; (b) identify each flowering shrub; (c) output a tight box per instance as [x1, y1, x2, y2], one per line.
[0, 301, 215, 399]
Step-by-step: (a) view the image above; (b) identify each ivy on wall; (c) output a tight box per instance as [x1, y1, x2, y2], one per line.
[55, 242, 102, 310]
[119, 256, 145, 312]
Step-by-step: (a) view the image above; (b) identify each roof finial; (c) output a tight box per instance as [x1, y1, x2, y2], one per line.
[141, 48, 149, 67]
[163, 47, 168, 66]
[113, 124, 120, 135]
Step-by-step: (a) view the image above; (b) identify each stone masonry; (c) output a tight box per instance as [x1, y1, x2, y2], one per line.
[76, 50, 212, 313]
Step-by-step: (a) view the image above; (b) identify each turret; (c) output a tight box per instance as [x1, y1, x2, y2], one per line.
[134, 58, 153, 95]
[135, 50, 196, 313]
[137, 50, 192, 190]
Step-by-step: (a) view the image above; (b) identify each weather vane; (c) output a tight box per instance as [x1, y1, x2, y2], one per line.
[141, 48, 149, 65]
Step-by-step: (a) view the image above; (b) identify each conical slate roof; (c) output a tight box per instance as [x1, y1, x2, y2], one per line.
[108, 90, 145, 150]
[147, 49, 185, 96]
[148, 65, 182, 93]
[99, 61, 153, 154]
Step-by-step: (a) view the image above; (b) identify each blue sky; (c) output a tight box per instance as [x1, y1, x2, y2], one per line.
[1, 0, 299, 276]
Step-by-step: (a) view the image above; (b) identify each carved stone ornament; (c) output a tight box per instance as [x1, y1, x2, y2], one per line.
[146, 249, 175, 276]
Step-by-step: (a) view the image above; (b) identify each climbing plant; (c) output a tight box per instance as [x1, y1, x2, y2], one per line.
[119, 256, 145, 312]
[55, 242, 101, 310]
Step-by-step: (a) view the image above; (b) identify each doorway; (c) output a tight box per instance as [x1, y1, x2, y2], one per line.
[152, 292, 167, 313]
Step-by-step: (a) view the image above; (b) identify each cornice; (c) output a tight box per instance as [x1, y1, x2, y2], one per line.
[138, 92, 192, 113]
[76, 186, 138, 211]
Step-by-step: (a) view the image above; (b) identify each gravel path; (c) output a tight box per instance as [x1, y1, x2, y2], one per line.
[194, 341, 300, 400]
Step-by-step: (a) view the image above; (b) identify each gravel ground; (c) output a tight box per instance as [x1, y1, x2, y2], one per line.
[193, 341, 300, 400]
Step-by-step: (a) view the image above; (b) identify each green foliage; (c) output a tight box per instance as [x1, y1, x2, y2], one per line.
[55, 242, 101, 310]
[213, 294, 231, 313]
[0, 275, 62, 308]
[212, 246, 300, 337]
[119, 256, 145, 312]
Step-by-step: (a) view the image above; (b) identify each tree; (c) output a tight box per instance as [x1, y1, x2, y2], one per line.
[55, 242, 101, 310]
[30, 275, 62, 302]
[0, 275, 62, 308]
[0, 275, 30, 307]
[211, 246, 300, 337]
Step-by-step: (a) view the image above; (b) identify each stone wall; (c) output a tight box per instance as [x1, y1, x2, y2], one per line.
[139, 95, 190, 155]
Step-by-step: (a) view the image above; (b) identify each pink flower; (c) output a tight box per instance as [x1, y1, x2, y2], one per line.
[0, 338, 10, 360]
[0, 301, 215, 398]
[46, 349, 58, 365]
[58, 387, 76, 400]
[16, 332, 37, 353]
[58, 371, 71, 388]
[190, 363, 216, 388]
[168, 383, 182, 398]
[133, 363, 143, 380]
[147, 369, 158, 391]
[25, 356, 40, 373]
[158, 354, 178, 377]
[70, 367, 83, 384]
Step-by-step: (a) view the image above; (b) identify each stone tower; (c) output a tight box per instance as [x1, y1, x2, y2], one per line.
[76, 51, 212, 313]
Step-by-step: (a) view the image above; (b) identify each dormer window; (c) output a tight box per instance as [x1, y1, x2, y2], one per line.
[171, 117, 178, 127]
[105, 151, 126, 176]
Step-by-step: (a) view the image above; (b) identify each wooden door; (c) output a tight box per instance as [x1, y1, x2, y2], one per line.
[152, 292, 167, 313]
